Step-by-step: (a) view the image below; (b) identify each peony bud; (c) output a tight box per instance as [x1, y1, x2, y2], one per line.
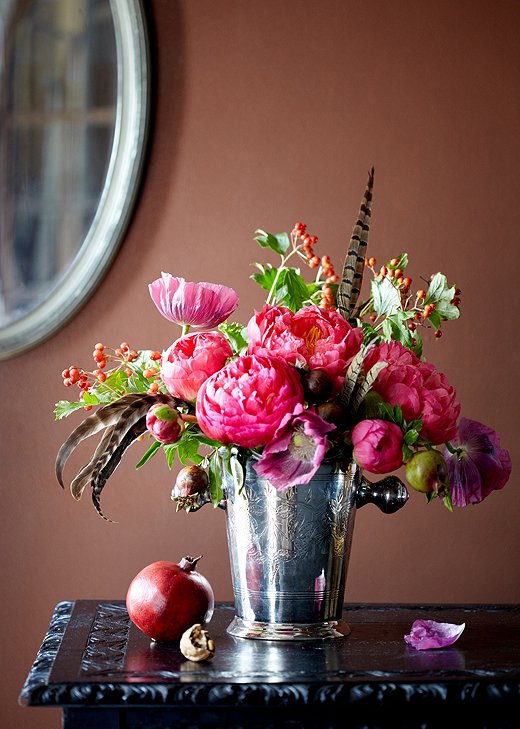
[146, 403, 183, 444]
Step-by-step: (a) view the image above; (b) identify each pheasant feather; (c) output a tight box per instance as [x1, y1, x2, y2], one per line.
[56, 393, 180, 515]
[337, 167, 375, 324]
[91, 417, 150, 521]
[339, 342, 375, 409]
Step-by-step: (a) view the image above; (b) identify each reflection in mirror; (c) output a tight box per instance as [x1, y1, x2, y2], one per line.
[0, 0, 149, 358]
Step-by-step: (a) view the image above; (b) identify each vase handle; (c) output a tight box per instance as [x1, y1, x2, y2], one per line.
[355, 474, 409, 514]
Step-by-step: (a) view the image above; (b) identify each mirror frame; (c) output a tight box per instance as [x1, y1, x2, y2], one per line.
[0, 0, 150, 359]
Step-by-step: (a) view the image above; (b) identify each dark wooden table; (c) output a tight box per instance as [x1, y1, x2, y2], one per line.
[19, 601, 520, 728]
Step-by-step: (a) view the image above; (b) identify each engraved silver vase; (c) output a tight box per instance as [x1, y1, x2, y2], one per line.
[222, 459, 408, 640]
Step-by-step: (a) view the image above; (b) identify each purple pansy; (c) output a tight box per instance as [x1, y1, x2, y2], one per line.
[404, 620, 465, 650]
[253, 404, 335, 490]
[443, 417, 512, 507]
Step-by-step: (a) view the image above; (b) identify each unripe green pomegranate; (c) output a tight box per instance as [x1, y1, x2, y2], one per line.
[357, 391, 384, 420]
[405, 450, 448, 494]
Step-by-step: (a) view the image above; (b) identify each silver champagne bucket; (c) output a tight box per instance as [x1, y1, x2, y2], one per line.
[222, 459, 408, 640]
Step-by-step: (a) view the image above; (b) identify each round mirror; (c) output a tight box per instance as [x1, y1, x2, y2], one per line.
[0, 0, 149, 359]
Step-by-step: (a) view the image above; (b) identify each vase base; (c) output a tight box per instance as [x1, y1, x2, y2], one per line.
[226, 616, 351, 640]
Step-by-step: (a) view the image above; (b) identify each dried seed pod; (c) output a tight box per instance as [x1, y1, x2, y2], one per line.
[179, 623, 215, 662]
[171, 465, 209, 512]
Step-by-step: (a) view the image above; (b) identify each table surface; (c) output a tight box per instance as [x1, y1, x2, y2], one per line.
[19, 601, 520, 728]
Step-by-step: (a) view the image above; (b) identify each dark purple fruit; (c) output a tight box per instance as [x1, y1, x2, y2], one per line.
[300, 369, 333, 403]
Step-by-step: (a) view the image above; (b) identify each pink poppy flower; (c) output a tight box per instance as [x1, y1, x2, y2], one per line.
[195, 354, 304, 449]
[443, 417, 512, 507]
[149, 272, 238, 329]
[160, 331, 233, 402]
[247, 304, 363, 394]
[352, 418, 404, 474]
[253, 404, 335, 490]
[404, 620, 465, 650]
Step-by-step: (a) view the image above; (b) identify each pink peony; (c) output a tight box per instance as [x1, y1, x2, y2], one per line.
[247, 304, 363, 394]
[145, 404, 183, 444]
[253, 404, 335, 490]
[352, 418, 404, 474]
[364, 341, 460, 445]
[196, 354, 304, 449]
[160, 331, 233, 402]
[149, 272, 238, 329]
[416, 362, 460, 444]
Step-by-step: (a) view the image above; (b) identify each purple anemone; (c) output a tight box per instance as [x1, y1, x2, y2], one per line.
[404, 620, 465, 650]
[253, 404, 335, 490]
[443, 417, 511, 507]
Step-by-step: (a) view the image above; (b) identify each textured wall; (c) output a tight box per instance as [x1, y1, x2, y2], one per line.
[3, 0, 519, 726]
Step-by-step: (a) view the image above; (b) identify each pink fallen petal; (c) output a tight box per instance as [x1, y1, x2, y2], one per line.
[404, 620, 465, 650]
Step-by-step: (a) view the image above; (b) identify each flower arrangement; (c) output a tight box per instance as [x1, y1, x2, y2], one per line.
[55, 170, 511, 520]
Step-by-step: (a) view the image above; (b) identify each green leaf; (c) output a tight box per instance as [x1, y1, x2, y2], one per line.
[424, 273, 460, 328]
[393, 404, 404, 426]
[54, 399, 88, 420]
[82, 391, 101, 405]
[402, 444, 414, 462]
[163, 444, 178, 469]
[251, 263, 277, 293]
[254, 229, 290, 255]
[378, 402, 395, 421]
[135, 440, 161, 468]
[208, 452, 224, 507]
[387, 252, 408, 271]
[177, 438, 205, 465]
[443, 492, 454, 512]
[275, 268, 310, 311]
[371, 276, 401, 317]
[361, 322, 380, 343]
[218, 322, 249, 355]
[381, 311, 412, 345]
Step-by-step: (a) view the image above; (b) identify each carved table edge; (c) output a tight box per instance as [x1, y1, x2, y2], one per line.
[19, 600, 75, 706]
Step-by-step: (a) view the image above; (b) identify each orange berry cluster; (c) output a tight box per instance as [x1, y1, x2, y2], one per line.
[292, 222, 339, 309]
[366, 257, 413, 294]
[368, 260, 463, 341]
[61, 342, 163, 407]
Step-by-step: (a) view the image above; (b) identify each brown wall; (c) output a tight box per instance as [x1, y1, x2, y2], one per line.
[3, 0, 519, 725]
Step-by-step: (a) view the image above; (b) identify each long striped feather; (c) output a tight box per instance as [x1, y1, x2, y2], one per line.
[56, 393, 179, 501]
[70, 426, 116, 499]
[337, 167, 375, 323]
[350, 361, 387, 414]
[55, 394, 149, 488]
[91, 417, 149, 521]
[338, 342, 374, 408]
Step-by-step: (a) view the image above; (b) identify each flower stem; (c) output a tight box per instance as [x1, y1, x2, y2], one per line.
[181, 324, 190, 337]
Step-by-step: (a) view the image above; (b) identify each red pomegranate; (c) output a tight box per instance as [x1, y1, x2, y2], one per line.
[126, 556, 214, 642]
